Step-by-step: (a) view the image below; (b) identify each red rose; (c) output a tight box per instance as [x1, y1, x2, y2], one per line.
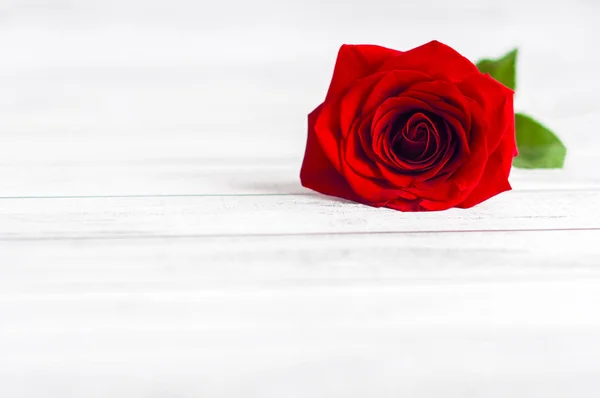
[300, 40, 516, 211]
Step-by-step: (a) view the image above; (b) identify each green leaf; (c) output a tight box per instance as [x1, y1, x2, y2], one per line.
[476, 48, 518, 90]
[512, 113, 566, 169]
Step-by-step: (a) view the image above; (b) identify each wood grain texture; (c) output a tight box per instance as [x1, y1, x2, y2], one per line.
[1, 1, 600, 397]
[2, 231, 600, 398]
[1, 159, 600, 198]
[0, 190, 599, 240]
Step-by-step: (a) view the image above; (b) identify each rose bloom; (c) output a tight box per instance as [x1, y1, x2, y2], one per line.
[300, 41, 516, 211]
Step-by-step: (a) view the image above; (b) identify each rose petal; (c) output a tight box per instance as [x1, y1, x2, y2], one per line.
[300, 105, 361, 203]
[342, 118, 383, 180]
[457, 72, 514, 153]
[377, 40, 479, 82]
[339, 72, 387, 135]
[360, 70, 433, 115]
[326, 45, 401, 102]
[456, 113, 516, 208]
[339, 157, 407, 204]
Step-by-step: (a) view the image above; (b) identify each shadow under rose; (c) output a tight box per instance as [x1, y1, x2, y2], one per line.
[230, 179, 353, 204]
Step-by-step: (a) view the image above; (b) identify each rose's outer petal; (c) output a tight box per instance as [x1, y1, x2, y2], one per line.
[340, 143, 408, 204]
[377, 40, 479, 82]
[300, 105, 361, 203]
[339, 72, 387, 136]
[456, 72, 514, 153]
[326, 45, 401, 102]
[456, 114, 516, 208]
[343, 119, 382, 179]
[314, 100, 344, 170]
[385, 198, 421, 212]
[387, 181, 464, 212]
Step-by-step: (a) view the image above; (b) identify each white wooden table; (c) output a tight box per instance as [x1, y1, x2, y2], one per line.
[1, 1, 600, 397]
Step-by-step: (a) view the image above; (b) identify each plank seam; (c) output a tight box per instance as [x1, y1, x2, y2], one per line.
[1, 227, 599, 242]
[0, 188, 599, 200]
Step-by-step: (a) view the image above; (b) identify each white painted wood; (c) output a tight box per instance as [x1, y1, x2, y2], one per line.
[1, 1, 600, 397]
[2, 231, 600, 397]
[2, 230, 600, 293]
[0, 190, 599, 240]
[1, 159, 600, 198]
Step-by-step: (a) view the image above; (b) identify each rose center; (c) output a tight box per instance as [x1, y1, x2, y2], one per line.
[391, 113, 437, 162]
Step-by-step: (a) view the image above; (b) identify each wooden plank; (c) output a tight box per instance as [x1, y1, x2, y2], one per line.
[1, 231, 600, 397]
[1, 230, 600, 293]
[1, 158, 600, 197]
[0, 158, 304, 197]
[0, 190, 598, 240]
[1, 324, 599, 397]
